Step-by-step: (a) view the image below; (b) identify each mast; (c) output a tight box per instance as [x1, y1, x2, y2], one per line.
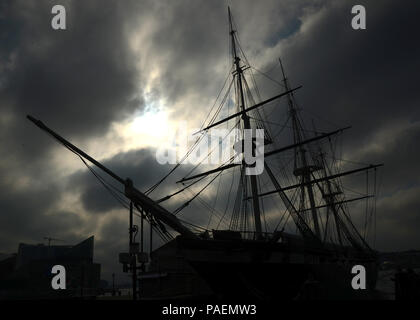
[279, 58, 321, 239]
[228, 7, 262, 237]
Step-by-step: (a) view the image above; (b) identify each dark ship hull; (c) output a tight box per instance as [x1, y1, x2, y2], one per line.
[177, 233, 378, 300]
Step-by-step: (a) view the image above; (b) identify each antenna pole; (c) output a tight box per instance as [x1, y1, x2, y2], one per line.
[129, 202, 138, 300]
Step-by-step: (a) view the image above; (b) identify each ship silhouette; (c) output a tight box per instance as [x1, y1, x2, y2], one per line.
[28, 7, 383, 300]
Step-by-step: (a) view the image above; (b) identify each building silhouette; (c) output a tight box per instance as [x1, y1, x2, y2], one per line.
[0, 236, 100, 299]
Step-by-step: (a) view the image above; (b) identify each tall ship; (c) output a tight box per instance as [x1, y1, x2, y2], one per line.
[28, 7, 383, 300]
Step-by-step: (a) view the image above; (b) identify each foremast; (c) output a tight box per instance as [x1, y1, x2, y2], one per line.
[228, 7, 263, 238]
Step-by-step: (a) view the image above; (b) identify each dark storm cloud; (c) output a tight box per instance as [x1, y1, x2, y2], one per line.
[348, 122, 420, 196]
[67, 147, 192, 214]
[94, 216, 128, 283]
[0, 178, 85, 252]
[272, 0, 420, 144]
[260, 0, 420, 251]
[377, 186, 420, 251]
[0, 0, 147, 256]
[141, 0, 314, 110]
[0, 0, 144, 162]
[140, 0, 228, 105]
[341, 122, 420, 250]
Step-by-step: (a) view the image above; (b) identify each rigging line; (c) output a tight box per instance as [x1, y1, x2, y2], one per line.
[85, 160, 130, 209]
[268, 154, 296, 187]
[271, 114, 292, 141]
[146, 115, 218, 195]
[249, 66, 263, 103]
[248, 63, 265, 104]
[367, 206, 375, 245]
[324, 155, 372, 167]
[181, 120, 240, 180]
[177, 218, 208, 232]
[184, 186, 227, 225]
[182, 88, 238, 178]
[180, 189, 230, 230]
[205, 78, 235, 129]
[62, 138, 175, 243]
[135, 212, 169, 243]
[314, 186, 327, 237]
[250, 66, 285, 88]
[81, 163, 126, 195]
[288, 187, 303, 224]
[130, 200, 172, 241]
[338, 202, 370, 249]
[364, 170, 369, 239]
[262, 61, 281, 77]
[61, 142, 131, 210]
[133, 207, 173, 243]
[145, 134, 205, 195]
[264, 99, 289, 117]
[200, 67, 234, 130]
[241, 75, 274, 142]
[216, 164, 237, 229]
[173, 167, 227, 216]
[239, 167, 248, 231]
[279, 203, 293, 233]
[79, 159, 162, 238]
[273, 186, 299, 232]
[373, 168, 377, 247]
[368, 172, 377, 245]
[146, 79, 234, 195]
[249, 116, 326, 136]
[230, 165, 244, 230]
[232, 14, 283, 146]
[300, 108, 345, 129]
[241, 71, 259, 112]
[323, 206, 331, 242]
[258, 176, 268, 233]
[207, 172, 223, 229]
[242, 71, 269, 133]
[157, 173, 210, 203]
[234, 31, 253, 77]
[195, 194, 229, 228]
[174, 203, 211, 234]
[341, 185, 368, 197]
[251, 160, 292, 196]
[336, 188, 368, 243]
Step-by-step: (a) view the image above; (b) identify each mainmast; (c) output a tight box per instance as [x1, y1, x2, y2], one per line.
[279, 58, 321, 239]
[228, 7, 262, 237]
[169, 8, 380, 248]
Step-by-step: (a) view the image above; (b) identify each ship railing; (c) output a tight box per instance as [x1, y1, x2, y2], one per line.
[238, 231, 277, 241]
[200, 230, 277, 241]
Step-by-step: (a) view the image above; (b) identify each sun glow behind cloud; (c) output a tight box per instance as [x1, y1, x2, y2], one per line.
[47, 105, 176, 179]
[129, 108, 170, 141]
[116, 102, 177, 153]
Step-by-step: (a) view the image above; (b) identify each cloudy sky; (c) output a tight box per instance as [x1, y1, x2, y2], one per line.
[1, 0, 419, 283]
